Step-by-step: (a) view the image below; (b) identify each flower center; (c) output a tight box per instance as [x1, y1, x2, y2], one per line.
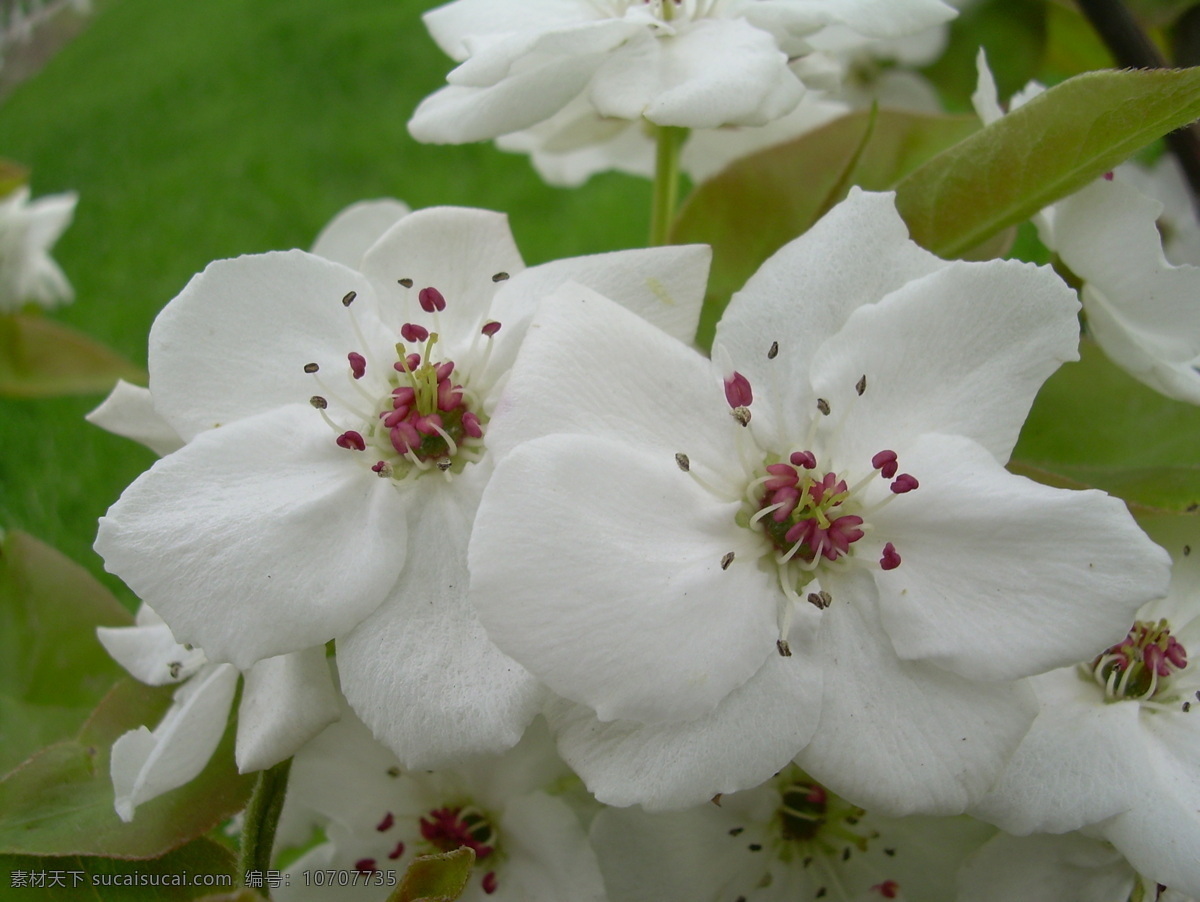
[305, 285, 499, 483]
[1087, 619, 1189, 703]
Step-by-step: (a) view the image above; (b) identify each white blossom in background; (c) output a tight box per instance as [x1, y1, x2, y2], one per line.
[0, 185, 76, 312]
[276, 709, 607, 902]
[94, 196, 710, 770]
[96, 604, 339, 822]
[971, 516, 1200, 898]
[408, 0, 957, 147]
[957, 831, 1197, 902]
[973, 52, 1200, 406]
[592, 765, 994, 902]
[467, 188, 1171, 814]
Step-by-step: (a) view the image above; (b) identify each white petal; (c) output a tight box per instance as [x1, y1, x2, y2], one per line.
[111, 663, 237, 821]
[96, 619, 207, 686]
[337, 479, 544, 769]
[235, 647, 341, 772]
[422, 0, 599, 60]
[808, 258, 1079, 466]
[309, 199, 411, 269]
[95, 407, 409, 669]
[747, 0, 955, 43]
[491, 792, 608, 902]
[148, 250, 388, 442]
[796, 592, 1036, 816]
[547, 633, 823, 810]
[872, 433, 1171, 681]
[956, 832, 1135, 902]
[713, 189, 945, 447]
[471, 432, 776, 724]
[86, 380, 183, 456]
[590, 19, 803, 128]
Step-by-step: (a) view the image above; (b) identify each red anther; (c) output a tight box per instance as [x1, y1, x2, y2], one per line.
[764, 463, 799, 490]
[355, 859, 378, 872]
[419, 286, 446, 312]
[387, 841, 405, 860]
[393, 386, 416, 406]
[462, 411, 483, 438]
[770, 487, 801, 522]
[390, 422, 420, 453]
[481, 320, 502, 337]
[785, 518, 816, 547]
[804, 784, 826, 805]
[348, 352, 367, 380]
[790, 450, 817, 469]
[337, 431, 366, 451]
[1103, 171, 1115, 181]
[408, 352, 422, 370]
[871, 449, 898, 478]
[372, 460, 390, 474]
[724, 371, 753, 408]
[384, 407, 410, 426]
[829, 515, 864, 547]
[1166, 636, 1188, 670]
[401, 322, 429, 342]
[482, 872, 498, 895]
[435, 361, 455, 381]
[880, 542, 901, 570]
[414, 414, 444, 435]
[808, 472, 845, 506]
[872, 880, 900, 899]
[1145, 644, 1168, 676]
[437, 380, 462, 411]
[376, 812, 395, 832]
[890, 473, 919, 494]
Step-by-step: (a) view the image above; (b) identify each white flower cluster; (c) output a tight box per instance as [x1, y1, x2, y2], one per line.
[0, 184, 76, 313]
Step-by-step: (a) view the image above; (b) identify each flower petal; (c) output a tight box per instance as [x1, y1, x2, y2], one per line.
[86, 380, 183, 456]
[235, 647, 341, 773]
[96, 406, 408, 669]
[96, 616, 207, 687]
[493, 792, 608, 902]
[956, 832, 1135, 902]
[337, 476, 544, 768]
[111, 663, 237, 821]
[309, 198, 411, 269]
[871, 433, 1171, 681]
[796, 591, 1036, 816]
[471, 432, 777, 724]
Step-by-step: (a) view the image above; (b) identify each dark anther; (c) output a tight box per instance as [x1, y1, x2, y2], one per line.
[303, 362, 319, 374]
[856, 374, 867, 396]
[342, 290, 357, 306]
[767, 341, 779, 359]
[721, 552, 735, 570]
[492, 272, 510, 282]
[816, 398, 831, 416]
[675, 452, 690, 472]
[398, 278, 413, 288]
[777, 639, 792, 657]
[310, 396, 329, 409]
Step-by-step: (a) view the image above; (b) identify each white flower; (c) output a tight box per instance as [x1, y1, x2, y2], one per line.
[408, 0, 956, 145]
[94, 201, 710, 769]
[97, 604, 340, 822]
[971, 516, 1200, 898]
[957, 831, 1198, 902]
[0, 185, 77, 313]
[276, 710, 607, 902]
[467, 188, 1171, 813]
[973, 52, 1200, 406]
[591, 765, 994, 902]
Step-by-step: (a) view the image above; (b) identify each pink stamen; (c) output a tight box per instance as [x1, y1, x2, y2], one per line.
[890, 474, 919, 494]
[462, 411, 483, 438]
[790, 450, 817, 469]
[481, 320, 501, 337]
[419, 286, 447, 312]
[337, 431, 366, 451]
[384, 407, 410, 427]
[401, 322, 429, 342]
[880, 543, 901, 570]
[770, 486, 801, 522]
[764, 463, 799, 490]
[414, 414, 443, 435]
[871, 880, 900, 899]
[1103, 171, 1114, 181]
[393, 386, 416, 406]
[376, 812, 395, 832]
[724, 371, 753, 408]
[435, 361, 455, 381]
[871, 450, 898, 479]
[391, 421, 421, 453]
[387, 841, 405, 860]
[348, 352, 367, 380]
[355, 859, 377, 872]
[437, 380, 462, 411]
[482, 872, 498, 895]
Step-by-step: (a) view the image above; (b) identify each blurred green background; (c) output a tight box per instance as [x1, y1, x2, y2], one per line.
[0, 0, 652, 603]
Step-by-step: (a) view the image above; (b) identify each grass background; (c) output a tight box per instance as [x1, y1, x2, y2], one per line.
[0, 0, 650, 602]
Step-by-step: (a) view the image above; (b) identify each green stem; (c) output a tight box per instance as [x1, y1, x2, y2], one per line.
[649, 124, 688, 247]
[238, 757, 293, 898]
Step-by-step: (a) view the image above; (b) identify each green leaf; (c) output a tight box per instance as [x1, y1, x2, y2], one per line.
[0, 678, 255, 859]
[0, 313, 146, 398]
[0, 837, 238, 901]
[671, 109, 980, 349]
[894, 67, 1200, 259]
[0, 531, 132, 773]
[1012, 340, 1200, 513]
[387, 847, 475, 902]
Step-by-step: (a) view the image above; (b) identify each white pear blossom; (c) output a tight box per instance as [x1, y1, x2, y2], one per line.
[971, 516, 1200, 898]
[973, 52, 1200, 406]
[0, 185, 77, 312]
[592, 765, 995, 902]
[408, 0, 956, 147]
[467, 188, 1171, 813]
[94, 199, 710, 770]
[276, 709, 607, 902]
[97, 604, 340, 822]
[957, 831, 1197, 902]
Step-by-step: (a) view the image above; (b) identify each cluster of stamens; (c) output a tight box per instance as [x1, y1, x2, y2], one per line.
[307, 284, 498, 482]
[1088, 619, 1189, 703]
[419, 806, 499, 894]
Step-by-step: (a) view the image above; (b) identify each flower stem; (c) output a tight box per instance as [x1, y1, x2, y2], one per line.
[649, 124, 688, 247]
[238, 757, 293, 897]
